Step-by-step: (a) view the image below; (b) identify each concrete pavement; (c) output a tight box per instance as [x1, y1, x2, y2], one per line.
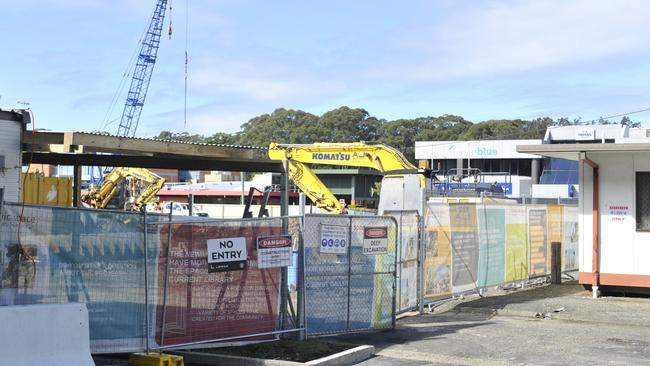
[333, 283, 650, 365]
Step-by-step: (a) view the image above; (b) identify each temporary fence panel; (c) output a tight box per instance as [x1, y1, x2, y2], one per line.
[384, 210, 419, 314]
[423, 202, 579, 303]
[477, 205, 506, 288]
[146, 216, 301, 349]
[423, 203, 452, 300]
[0, 202, 161, 354]
[504, 205, 528, 282]
[563, 205, 579, 271]
[527, 205, 548, 278]
[449, 204, 480, 294]
[303, 214, 397, 336]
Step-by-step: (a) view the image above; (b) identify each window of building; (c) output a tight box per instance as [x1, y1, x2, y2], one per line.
[636, 172, 650, 231]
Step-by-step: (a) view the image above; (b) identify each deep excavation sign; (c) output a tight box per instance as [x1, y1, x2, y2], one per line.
[363, 227, 388, 255]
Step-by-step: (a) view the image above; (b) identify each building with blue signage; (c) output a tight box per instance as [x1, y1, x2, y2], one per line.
[415, 125, 649, 199]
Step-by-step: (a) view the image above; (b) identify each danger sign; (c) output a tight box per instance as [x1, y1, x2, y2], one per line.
[363, 227, 388, 255]
[257, 235, 293, 269]
[207, 237, 247, 272]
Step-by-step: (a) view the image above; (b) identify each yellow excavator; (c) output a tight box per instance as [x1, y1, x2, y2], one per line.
[82, 167, 165, 211]
[268, 142, 429, 214]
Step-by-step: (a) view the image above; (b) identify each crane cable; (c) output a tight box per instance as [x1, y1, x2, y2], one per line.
[183, 0, 189, 129]
[168, 0, 173, 38]
[100, 6, 159, 132]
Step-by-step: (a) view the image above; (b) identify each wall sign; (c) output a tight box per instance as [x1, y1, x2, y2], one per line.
[608, 205, 628, 222]
[320, 224, 348, 254]
[257, 235, 293, 268]
[363, 227, 388, 255]
[207, 237, 247, 272]
[575, 128, 595, 141]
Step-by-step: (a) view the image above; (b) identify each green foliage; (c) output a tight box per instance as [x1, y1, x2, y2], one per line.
[238, 108, 320, 146]
[155, 107, 644, 163]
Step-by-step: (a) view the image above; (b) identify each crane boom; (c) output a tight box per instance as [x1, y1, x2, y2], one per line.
[269, 142, 427, 214]
[117, 0, 168, 137]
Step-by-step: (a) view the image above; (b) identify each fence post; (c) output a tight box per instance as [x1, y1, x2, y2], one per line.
[346, 216, 352, 330]
[392, 217, 398, 329]
[418, 189, 425, 314]
[297, 193, 306, 340]
[551, 242, 562, 284]
[159, 209, 174, 347]
[142, 208, 150, 354]
[280, 161, 289, 332]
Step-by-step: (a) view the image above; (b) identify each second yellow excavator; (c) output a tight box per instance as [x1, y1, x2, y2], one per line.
[82, 167, 165, 211]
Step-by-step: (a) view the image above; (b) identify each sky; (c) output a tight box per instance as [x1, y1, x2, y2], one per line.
[2, 0, 650, 138]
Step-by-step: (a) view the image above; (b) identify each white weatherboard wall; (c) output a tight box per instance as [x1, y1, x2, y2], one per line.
[579, 152, 650, 280]
[0, 113, 23, 202]
[0, 303, 95, 366]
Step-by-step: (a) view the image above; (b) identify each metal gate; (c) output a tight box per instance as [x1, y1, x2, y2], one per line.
[302, 214, 397, 335]
[384, 210, 420, 314]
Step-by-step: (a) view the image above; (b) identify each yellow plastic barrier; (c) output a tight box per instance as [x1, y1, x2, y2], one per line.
[129, 353, 184, 366]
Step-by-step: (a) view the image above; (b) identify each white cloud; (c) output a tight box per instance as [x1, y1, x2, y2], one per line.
[190, 57, 345, 101]
[372, 0, 650, 80]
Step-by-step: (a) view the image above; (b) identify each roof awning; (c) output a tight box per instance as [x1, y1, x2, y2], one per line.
[517, 142, 650, 160]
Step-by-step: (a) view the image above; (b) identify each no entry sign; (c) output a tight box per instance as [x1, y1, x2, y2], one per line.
[207, 237, 247, 272]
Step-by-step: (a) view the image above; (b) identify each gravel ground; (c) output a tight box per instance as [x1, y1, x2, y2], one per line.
[336, 282, 650, 365]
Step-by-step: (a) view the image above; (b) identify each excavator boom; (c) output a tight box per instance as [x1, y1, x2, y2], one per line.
[269, 142, 426, 214]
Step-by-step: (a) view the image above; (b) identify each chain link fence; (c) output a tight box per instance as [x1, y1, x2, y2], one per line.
[302, 214, 397, 335]
[0, 202, 165, 353]
[145, 215, 302, 349]
[0, 197, 581, 350]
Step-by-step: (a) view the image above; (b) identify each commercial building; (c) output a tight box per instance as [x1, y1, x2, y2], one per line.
[415, 125, 648, 199]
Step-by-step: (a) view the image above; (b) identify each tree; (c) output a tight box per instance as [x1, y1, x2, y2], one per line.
[318, 106, 380, 142]
[238, 108, 320, 146]
[620, 116, 641, 128]
[205, 132, 238, 145]
[154, 131, 206, 143]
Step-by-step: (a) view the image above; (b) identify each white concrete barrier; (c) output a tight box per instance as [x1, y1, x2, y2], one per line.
[0, 303, 95, 366]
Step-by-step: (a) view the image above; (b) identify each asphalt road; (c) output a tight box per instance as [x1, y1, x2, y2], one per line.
[335, 283, 650, 365]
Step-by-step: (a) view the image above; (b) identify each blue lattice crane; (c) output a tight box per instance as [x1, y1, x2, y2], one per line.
[90, 0, 170, 187]
[118, 0, 170, 137]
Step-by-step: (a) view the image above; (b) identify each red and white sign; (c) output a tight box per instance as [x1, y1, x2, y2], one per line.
[257, 235, 292, 269]
[363, 226, 388, 255]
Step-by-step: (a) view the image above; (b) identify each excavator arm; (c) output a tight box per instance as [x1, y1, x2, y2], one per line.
[85, 167, 165, 211]
[268, 142, 426, 214]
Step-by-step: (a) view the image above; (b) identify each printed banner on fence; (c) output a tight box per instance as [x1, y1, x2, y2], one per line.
[0, 204, 154, 354]
[450, 204, 479, 293]
[156, 223, 282, 347]
[528, 207, 548, 277]
[478, 207, 505, 287]
[257, 235, 292, 268]
[424, 202, 452, 300]
[505, 206, 528, 282]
